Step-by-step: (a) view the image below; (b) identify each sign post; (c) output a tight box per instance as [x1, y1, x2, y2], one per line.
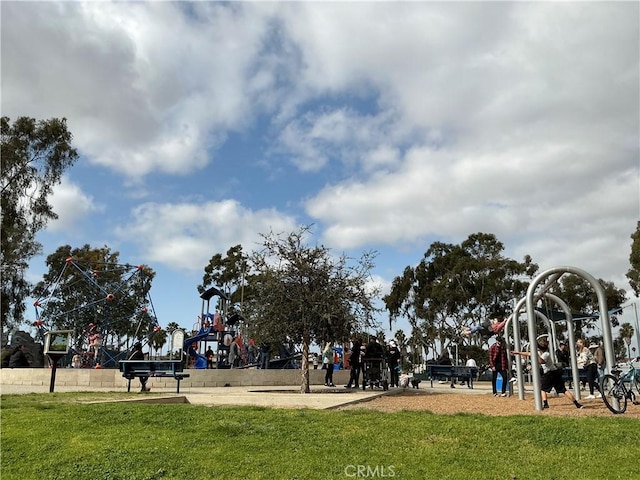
[44, 331, 73, 393]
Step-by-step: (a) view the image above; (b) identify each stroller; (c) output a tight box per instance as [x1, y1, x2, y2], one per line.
[361, 356, 389, 391]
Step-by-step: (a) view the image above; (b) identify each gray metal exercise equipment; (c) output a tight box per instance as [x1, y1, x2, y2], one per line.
[525, 266, 616, 411]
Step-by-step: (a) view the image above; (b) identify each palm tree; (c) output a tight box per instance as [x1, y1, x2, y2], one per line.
[394, 329, 407, 368]
[619, 323, 635, 360]
[152, 329, 168, 359]
[165, 322, 180, 333]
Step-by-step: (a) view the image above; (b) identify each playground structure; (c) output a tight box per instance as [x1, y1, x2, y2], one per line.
[29, 255, 299, 372]
[183, 286, 234, 369]
[496, 265, 619, 411]
[32, 257, 161, 368]
[184, 286, 303, 369]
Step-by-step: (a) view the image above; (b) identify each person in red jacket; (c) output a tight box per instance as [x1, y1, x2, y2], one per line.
[489, 336, 509, 397]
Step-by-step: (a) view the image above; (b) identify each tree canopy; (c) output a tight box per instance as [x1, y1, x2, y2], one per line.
[1, 116, 78, 339]
[198, 244, 249, 308]
[245, 226, 380, 392]
[548, 275, 627, 335]
[384, 232, 539, 356]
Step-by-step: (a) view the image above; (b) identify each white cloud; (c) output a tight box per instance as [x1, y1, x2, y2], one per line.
[2, 2, 276, 178]
[4, 1, 638, 304]
[115, 200, 298, 271]
[47, 177, 102, 233]
[290, 2, 638, 290]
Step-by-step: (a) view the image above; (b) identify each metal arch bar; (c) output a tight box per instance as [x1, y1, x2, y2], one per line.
[543, 293, 581, 400]
[506, 294, 561, 400]
[526, 265, 615, 411]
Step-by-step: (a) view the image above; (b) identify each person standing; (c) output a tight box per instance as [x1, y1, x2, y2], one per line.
[593, 343, 606, 379]
[259, 342, 271, 369]
[436, 350, 456, 388]
[576, 339, 598, 399]
[386, 341, 401, 388]
[128, 342, 150, 392]
[345, 337, 362, 388]
[461, 354, 477, 387]
[489, 337, 509, 397]
[322, 343, 335, 387]
[205, 347, 214, 369]
[228, 338, 240, 369]
[88, 323, 102, 363]
[555, 342, 570, 368]
[512, 336, 583, 410]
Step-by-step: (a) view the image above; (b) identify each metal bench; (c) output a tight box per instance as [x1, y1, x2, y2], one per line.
[119, 360, 190, 393]
[562, 367, 587, 386]
[426, 365, 478, 389]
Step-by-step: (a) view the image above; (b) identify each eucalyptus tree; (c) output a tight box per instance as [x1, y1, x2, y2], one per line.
[385, 233, 538, 355]
[1, 116, 78, 339]
[246, 226, 381, 393]
[548, 276, 626, 336]
[199, 244, 250, 313]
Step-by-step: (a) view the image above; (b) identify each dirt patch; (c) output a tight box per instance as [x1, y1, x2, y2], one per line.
[338, 389, 640, 417]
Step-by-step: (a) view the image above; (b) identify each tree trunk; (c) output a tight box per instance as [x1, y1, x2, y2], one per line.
[300, 335, 310, 394]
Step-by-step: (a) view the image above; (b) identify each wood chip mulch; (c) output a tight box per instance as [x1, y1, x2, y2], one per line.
[338, 388, 640, 417]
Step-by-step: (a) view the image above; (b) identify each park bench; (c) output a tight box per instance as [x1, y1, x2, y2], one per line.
[119, 360, 190, 393]
[562, 367, 587, 387]
[425, 364, 478, 389]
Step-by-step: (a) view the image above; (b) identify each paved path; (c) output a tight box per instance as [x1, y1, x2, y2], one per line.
[1, 381, 500, 409]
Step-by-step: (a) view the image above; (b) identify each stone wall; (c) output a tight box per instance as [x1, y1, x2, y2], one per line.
[0, 367, 351, 389]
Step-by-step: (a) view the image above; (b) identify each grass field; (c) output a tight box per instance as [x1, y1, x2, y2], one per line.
[1, 393, 637, 480]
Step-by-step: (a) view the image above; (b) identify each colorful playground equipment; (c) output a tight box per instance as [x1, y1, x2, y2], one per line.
[31, 257, 161, 368]
[184, 286, 237, 369]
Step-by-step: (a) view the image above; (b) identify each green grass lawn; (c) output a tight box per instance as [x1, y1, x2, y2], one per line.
[1, 393, 638, 480]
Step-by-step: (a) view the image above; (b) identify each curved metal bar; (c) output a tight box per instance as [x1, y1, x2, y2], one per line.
[505, 302, 553, 400]
[544, 293, 580, 400]
[526, 265, 615, 411]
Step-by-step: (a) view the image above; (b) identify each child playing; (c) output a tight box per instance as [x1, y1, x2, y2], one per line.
[398, 370, 411, 389]
[462, 313, 508, 337]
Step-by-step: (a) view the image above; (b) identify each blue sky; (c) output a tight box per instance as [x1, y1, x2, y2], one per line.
[2, 2, 639, 353]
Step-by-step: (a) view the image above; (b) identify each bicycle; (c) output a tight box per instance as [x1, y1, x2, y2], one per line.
[599, 359, 640, 414]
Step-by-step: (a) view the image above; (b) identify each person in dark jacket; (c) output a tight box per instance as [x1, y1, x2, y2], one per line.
[386, 341, 401, 388]
[345, 337, 362, 388]
[436, 350, 455, 388]
[9, 345, 30, 368]
[555, 342, 570, 368]
[364, 337, 384, 359]
[128, 342, 150, 392]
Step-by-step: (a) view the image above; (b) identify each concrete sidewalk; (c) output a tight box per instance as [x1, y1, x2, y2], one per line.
[1, 381, 500, 409]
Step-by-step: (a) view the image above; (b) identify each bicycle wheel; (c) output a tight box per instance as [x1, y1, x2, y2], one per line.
[600, 374, 627, 414]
